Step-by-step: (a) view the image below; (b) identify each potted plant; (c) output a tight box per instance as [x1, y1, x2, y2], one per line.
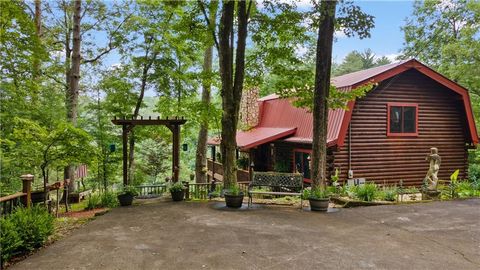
[169, 182, 185, 201]
[117, 185, 138, 206]
[304, 187, 330, 211]
[224, 185, 244, 208]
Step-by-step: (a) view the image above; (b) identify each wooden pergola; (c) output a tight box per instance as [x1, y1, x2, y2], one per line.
[112, 116, 187, 185]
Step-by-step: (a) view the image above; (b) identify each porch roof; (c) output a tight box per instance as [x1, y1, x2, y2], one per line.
[207, 127, 297, 150]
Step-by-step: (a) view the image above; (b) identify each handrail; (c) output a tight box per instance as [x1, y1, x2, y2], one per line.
[0, 192, 26, 203]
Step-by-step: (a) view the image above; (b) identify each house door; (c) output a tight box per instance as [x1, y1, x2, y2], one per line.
[294, 149, 311, 183]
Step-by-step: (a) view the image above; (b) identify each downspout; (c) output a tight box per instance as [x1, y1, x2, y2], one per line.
[348, 122, 352, 179]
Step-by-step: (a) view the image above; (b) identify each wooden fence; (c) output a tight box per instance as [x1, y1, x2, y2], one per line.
[0, 174, 33, 217]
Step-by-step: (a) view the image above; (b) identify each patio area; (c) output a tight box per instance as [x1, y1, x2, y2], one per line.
[11, 199, 480, 270]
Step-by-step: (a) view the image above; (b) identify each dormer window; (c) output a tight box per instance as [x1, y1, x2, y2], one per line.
[387, 103, 418, 136]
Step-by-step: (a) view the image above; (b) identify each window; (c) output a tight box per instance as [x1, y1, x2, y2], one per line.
[294, 150, 311, 182]
[387, 103, 418, 136]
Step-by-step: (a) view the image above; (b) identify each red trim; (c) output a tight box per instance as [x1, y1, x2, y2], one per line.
[240, 128, 296, 150]
[337, 59, 478, 146]
[293, 148, 312, 183]
[337, 100, 355, 147]
[386, 102, 419, 137]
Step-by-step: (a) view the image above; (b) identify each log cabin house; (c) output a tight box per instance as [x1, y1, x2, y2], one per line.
[207, 59, 479, 186]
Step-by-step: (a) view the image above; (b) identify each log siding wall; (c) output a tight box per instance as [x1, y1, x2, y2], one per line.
[332, 69, 469, 186]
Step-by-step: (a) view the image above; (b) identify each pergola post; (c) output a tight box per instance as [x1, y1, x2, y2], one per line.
[122, 124, 128, 186]
[113, 117, 186, 186]
[172, 124, 180, 183]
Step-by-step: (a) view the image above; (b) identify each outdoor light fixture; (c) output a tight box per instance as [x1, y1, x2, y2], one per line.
[109, 143, 116, 152]
[182, 143, 188, 151]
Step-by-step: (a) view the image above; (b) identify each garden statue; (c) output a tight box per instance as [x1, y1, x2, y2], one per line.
[424, 147, 441, 191]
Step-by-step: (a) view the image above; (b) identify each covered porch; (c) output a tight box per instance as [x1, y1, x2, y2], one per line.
[206, 127, 317, 184]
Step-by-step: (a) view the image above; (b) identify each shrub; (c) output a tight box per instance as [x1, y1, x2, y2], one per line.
[85, 194, 101, 210]
[85, 191, 118, 210]
[354, 183, 377, 202]
[7, 206, 54, 252]
[376, 187, 398, 202]
[101, 191, 119, 208]
[0, 217, 23, 262]
[0, 206, 54, 265]
[456, 181, 480, 198]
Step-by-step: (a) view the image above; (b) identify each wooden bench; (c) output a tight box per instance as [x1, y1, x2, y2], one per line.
[248, 172, 304, 208]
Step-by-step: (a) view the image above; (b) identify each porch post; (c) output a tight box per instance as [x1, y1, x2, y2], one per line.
[212, 146, 216, 182]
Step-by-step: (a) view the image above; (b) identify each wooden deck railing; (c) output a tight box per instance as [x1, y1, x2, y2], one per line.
[207, 159, 250, 182]
[135, 184, 167, 196]
[0, 174, 34, 217]
[183, 181, 250, 200]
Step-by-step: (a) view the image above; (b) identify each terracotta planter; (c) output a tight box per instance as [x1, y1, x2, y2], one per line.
[309, 197, 329, 211]
[171, 190, 185, 201]
[224, 193, 244, 208]
[117, 193, 134, 206]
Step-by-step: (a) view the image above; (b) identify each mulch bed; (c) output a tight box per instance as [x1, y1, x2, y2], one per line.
[59, 208, 108, 219]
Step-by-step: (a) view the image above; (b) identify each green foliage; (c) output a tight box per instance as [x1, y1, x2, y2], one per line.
[169, 182, 185, 192]
[352, 183, 377, 202]
[401, 0, 480, 96]
[0, 206, 54, 265]
[0, 217, 23, 262]
[137, 138, 169, 183]
[85, 194, 101, 210]
[455, 181, 480, 198]
[85, 191, 119, 210]
[333, 49, 392, 76]
[376, 187, 398, 202]
[101, 192, 120, 208]
[236, 156, 249, 170]
[302, 187, 330, 200]
[121, 185, 139, 197]
[226, 185, 242, 196]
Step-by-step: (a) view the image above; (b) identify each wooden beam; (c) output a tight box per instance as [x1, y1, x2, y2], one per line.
[112, 119, 186, 126]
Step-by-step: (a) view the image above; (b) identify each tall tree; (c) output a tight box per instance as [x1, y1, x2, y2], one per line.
[195, 1, 218, 183]
[333, 49, 391, 76]
[311, 0, 337, 189]
[401, 0, 480, 96]
[217, 0, 252, 189]
[41, 0, 132, 191]
[310, 1, 374, 188]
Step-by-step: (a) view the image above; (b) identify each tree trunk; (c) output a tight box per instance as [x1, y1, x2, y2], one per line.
[63, 0, 82, 193]
[67, 0, 81, 126]
[195, 46, 213, 183]
[219, 1, 235, 189]
[32, 0, 42, 103]
[195, 2, 218, 184]
[219, 0, 249, 189]
[127, 43, 157, 184]
[311, 0, 337, 189]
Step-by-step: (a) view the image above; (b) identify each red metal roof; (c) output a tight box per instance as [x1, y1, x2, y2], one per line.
[207, 127, 296, 150]
[257, 97, 345, 146]
[208, 59, 478, 148]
